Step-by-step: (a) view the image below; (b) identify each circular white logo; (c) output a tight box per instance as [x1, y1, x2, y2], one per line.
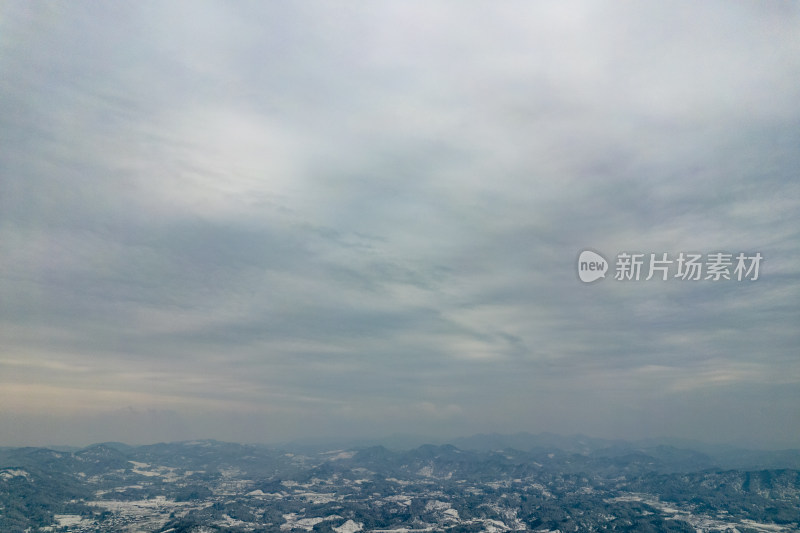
[578, 250, 608, 283]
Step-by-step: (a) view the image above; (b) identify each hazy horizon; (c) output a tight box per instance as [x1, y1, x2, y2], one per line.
[8, 430, 800, 454]
[1, 2, 799, 449]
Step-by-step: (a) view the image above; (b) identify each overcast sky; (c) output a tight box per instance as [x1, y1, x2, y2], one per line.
[1, 2, 799, 448]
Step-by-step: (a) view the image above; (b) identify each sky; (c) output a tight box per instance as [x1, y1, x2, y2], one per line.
[1, 2, 799, 448]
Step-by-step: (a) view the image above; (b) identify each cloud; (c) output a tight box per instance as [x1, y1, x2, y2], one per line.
[0, 1, 799, 447]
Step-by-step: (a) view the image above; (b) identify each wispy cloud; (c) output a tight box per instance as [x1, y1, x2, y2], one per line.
[1, 1, 799, 447]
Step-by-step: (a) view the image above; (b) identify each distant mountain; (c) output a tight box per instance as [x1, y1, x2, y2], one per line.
[447, 432, 800, 472]
[450, 431, 623, 454]
[2, 437, 800, 532]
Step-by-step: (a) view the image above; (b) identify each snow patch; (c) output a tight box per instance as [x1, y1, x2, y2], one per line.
[417, 465, 434, 477]
[298, 491, 338, 504]
[0, 469, 30, 480]
[54, 515, 89, 527]
[334, 519, 364, 533]
[323, 450, 356, 460]
[424, 500, 451, 512]
[281, 513, 325, 531]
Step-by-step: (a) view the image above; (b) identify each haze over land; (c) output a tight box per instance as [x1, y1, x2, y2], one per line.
[1, 2, 799, 448]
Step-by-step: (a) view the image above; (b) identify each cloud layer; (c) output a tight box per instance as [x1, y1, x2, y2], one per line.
[1, 2, 799, 447]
